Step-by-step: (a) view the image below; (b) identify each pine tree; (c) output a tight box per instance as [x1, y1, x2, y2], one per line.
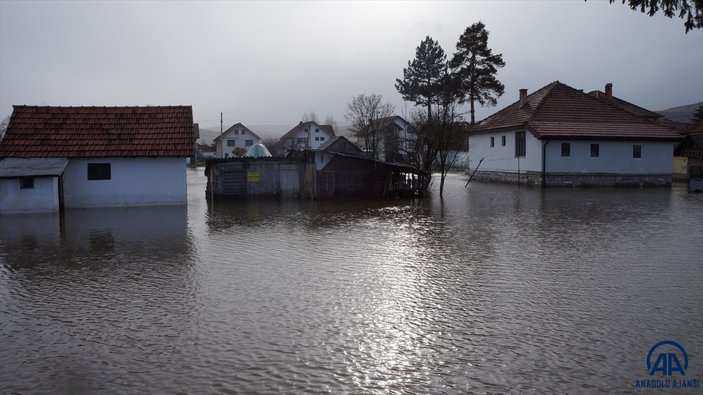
[450, 22, 505, 124]
[395, 36, 447, 120]
[606, 0, 703, 33]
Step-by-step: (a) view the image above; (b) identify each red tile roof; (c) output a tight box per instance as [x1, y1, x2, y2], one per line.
[281, 121, 335, 140]
[0, 105, 194, 158]
[470, 81, 680, 141]
[587, 90, 662, 120]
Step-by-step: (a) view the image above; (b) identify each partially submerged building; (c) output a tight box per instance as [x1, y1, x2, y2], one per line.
[206, 136, 428, 199]
[0, 105, 195, 214]
[467, 81, 681, 187]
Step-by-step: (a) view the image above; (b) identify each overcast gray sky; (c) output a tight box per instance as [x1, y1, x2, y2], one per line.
[1, 0, 702, 133]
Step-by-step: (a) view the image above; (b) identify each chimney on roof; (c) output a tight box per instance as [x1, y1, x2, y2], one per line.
[605, 83, 613, 99]
[519, 89, 528, 106]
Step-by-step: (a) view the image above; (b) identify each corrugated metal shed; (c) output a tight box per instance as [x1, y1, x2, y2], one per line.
[0, 158, 69, 178]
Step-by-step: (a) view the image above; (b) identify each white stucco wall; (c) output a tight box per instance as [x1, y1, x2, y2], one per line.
[216, 128, 261, 158]
[308, 124, 331, 149]
[0, 176, 59, 214]
[62, 157, 186, 208]
[545, 140, 674, 174]
[468, 130, 542, 172]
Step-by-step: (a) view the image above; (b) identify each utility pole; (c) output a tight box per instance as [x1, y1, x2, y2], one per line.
[220, 112, 223, 158]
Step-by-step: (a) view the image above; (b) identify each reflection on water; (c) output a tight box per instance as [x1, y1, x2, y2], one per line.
[1, 169, 702, 394]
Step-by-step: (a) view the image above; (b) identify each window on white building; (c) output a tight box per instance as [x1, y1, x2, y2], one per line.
[87, 163, 111, 180]
[245, 140, 254, 147]
[633, 144, 642, 158]
[501, 136, 506, 146]
[515, 132, 526, 157]
[20, 177, 34, 189]
[227, 140, 236, 147]
[561, 143, 571, 157]
[590, 144, 599, 158]
[490, 137, 495, 147]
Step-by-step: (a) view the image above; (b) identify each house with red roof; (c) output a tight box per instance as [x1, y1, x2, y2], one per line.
[0, 105, 195, 213]
[213, 122, 262, 158]
[467, 81, 681, 187]
[279, 121, 335, 155]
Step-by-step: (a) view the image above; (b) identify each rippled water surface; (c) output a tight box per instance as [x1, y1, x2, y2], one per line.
[1, 169, 702, 394]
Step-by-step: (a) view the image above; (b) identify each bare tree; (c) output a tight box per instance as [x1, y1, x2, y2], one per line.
[301, 111, 319, 123]
[323, 114, 338, 131]
[409, 69, 465, 197]
[345, 93, 395, 160]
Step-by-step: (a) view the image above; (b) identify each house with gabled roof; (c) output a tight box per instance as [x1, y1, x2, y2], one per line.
[214, 122, 262, 158]
[467, 81, 681, 187]
[279, 121, 335, 154]
[0, 105, 195, 213]
[354, 115, 416, 163]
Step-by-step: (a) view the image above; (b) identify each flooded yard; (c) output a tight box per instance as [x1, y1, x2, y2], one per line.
[1, 168, 702, 393]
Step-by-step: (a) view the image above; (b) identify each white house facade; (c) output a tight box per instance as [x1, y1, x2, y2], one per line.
[280, 121, 335, 153]
[0, 105, 195, 213]
[61, 157, 187, 208]
[215, 123, 262, 158]
[468, 82, 680, 187]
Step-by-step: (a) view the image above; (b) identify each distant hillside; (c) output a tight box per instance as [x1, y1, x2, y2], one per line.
[656, 102, 702, 123]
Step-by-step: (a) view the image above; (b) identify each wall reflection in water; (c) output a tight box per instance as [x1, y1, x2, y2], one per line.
[0, 206, 198, 394]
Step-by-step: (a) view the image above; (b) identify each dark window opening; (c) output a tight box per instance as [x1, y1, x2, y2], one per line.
[590, 143, 600, 157]
[501, 136, 506, 146]
[561, 143, 571, 157]
[88, 163, 111, 180]
[633, 144, 642, 159]
[490, 137, 495, 147]
[20, 177, 34, 189]
[515, 131, 526, 157]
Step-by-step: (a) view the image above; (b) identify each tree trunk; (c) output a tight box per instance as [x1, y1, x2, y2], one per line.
[439, 172, 445, 198]
[470, 94, 475, 124]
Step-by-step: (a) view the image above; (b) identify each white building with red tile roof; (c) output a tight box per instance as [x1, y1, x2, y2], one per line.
[0, 105, 195, 213]
[467, 81, 681, 187]
[279, 121, 335, 154]
[213, 122, 262, 158]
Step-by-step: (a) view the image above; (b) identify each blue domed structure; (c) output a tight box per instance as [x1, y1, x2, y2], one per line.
[244, 143, 272, 158]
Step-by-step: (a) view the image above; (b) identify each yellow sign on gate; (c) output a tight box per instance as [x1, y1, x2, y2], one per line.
[247, 171, 261, 183]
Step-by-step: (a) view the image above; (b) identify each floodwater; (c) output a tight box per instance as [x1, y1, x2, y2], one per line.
[1, 168, 702, 394]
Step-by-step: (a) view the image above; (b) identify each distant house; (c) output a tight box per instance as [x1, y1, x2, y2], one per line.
[467, 81, 681, 187]
[0, 105, 195, 214]
[214, 123, 262, 158]
[279, 121, 335, 154]
[197, 143, 217, 160]
[354, 116, 416, 163]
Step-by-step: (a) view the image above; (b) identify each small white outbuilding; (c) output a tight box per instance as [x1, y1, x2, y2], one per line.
[0, 105, 196, 214]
